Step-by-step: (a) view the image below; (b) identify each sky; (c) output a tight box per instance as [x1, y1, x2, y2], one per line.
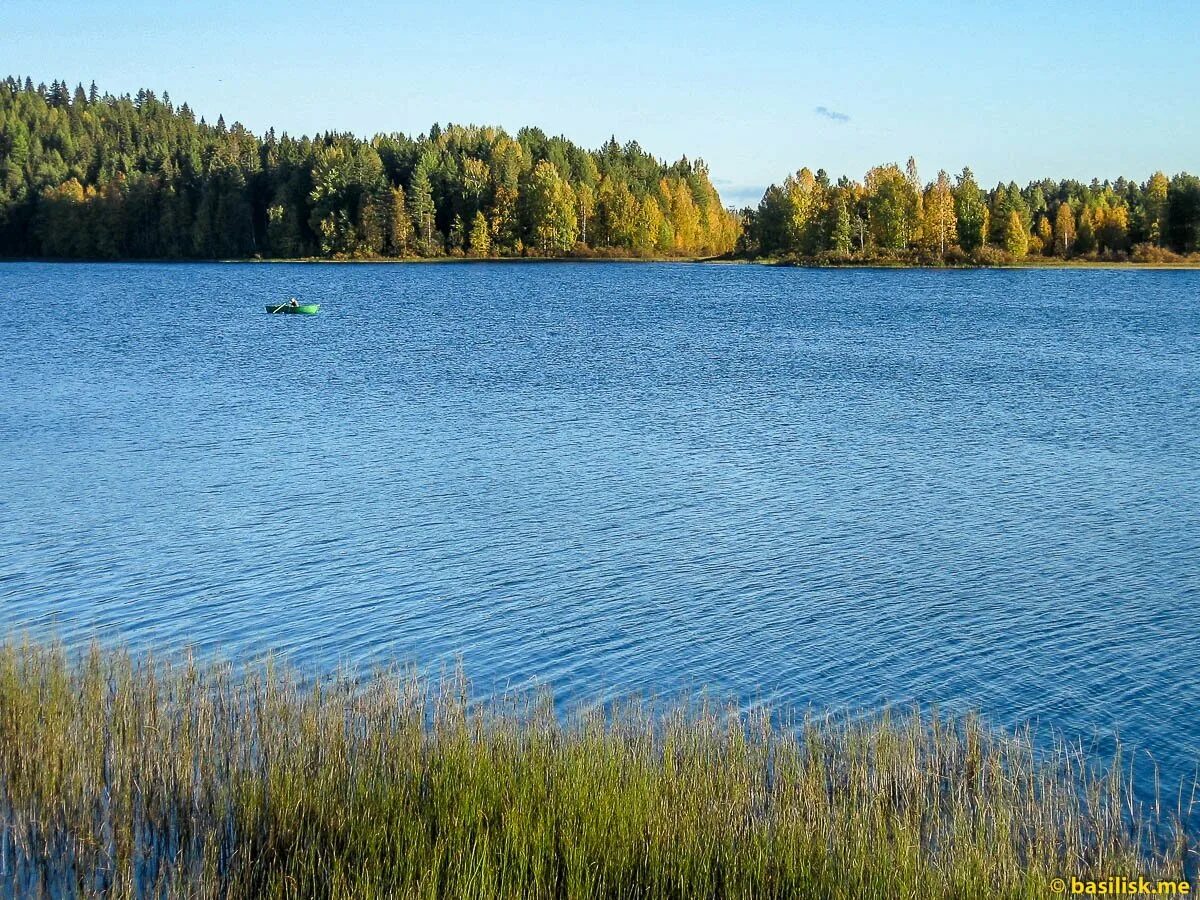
[4, 0, 1198, 208]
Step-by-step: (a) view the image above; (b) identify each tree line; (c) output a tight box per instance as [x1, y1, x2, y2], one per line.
[0, 77, 739, 260]
[741, 158, 1200, 264]
[4, 77, 1198, 266]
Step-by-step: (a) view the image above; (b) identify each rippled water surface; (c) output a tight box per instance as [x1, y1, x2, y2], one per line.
[2, 262, 1198, 776]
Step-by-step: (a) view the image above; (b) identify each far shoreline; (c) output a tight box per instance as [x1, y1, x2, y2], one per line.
[2, 255, 1199, 271]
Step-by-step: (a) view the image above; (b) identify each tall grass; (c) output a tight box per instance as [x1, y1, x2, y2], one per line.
[0, 640, 1192, 898]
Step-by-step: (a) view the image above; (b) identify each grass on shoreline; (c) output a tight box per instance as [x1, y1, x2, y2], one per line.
[0, 641, 1193, 898]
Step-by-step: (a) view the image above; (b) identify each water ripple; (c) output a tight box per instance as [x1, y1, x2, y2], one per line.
[1, 261, 1198, 793]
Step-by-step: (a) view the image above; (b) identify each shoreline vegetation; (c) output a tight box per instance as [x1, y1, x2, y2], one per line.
[737, 163, 1200, 269]
[4, 255, 1200, 270]
[3, 77, 1199, 270]
[0, 77, 739, 264]
[241, 254, 1200, 269]
[1, 642, 1193, 898]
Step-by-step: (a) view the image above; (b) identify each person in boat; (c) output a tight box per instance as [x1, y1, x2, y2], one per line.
[289, 297, 298, 308]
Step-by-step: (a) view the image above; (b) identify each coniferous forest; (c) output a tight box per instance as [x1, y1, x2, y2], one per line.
[1, 76, 1198, 264]
[0, 77, 739, 260]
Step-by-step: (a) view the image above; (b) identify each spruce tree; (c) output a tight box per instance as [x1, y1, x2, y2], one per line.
[408, 161, 438, 256]
[953, 168, 987, 251]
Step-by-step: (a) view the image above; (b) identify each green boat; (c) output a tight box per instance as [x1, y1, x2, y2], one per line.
[266, 301, 319, 315]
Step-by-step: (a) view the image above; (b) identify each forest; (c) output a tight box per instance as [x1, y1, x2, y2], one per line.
[3, 77, 1198, 265]
[740, 158, 1200, 264]
[0, 77, 739, 260]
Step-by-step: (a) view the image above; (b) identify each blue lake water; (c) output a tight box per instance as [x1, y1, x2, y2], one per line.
[1, 261, 1198, 784]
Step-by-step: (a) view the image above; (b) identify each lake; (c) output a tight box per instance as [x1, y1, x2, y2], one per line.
[1, 261, 1197, 785]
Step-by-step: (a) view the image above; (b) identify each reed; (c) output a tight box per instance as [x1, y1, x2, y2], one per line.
[0, 640, 1191, 898]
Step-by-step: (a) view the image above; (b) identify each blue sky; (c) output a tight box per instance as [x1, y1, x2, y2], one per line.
[4, 0, 1197, 207]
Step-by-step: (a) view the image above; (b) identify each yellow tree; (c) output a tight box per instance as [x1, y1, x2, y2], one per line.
[468, 210, 490, 257]
[784, 167, 821, 254]
[598, 178, 637, 249]
[1097, 202, 1129, 253]
[655, 214, 675, 255]
[701, 198, 739, 256]
[488, 137, 524, 252]
[527, 161, 576, 255]
[1145, 171, 1168, 246]
[1004, 210, 1028, 258]
[670, 180, 701, 254]
[864, 164, 919, 251]
[1054, 202, 1075, 257]
[921, 170, 957, 256]
[1035, 215, 1052, 255]
[634, 195, 664, 256]
[656, 177, 674, 214]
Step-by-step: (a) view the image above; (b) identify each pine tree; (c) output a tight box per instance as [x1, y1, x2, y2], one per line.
[266, 202, 305, 257]
[408, 160, 438, 256]
[989, 182, 1029, 246]
[905, 156, 923, 246]
[953, 168, 987, 250]
[1166, 174, 1200, 253]
[359, 195, 384, 255]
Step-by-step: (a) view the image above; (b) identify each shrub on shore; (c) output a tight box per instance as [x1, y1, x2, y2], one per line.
[0, 641, 1191, 898]
[1130, 242, 1187, 264]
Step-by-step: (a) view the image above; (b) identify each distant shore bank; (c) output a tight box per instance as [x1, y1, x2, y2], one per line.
[3, 254, 1198, 270]
[750, 256, 1200, 271]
